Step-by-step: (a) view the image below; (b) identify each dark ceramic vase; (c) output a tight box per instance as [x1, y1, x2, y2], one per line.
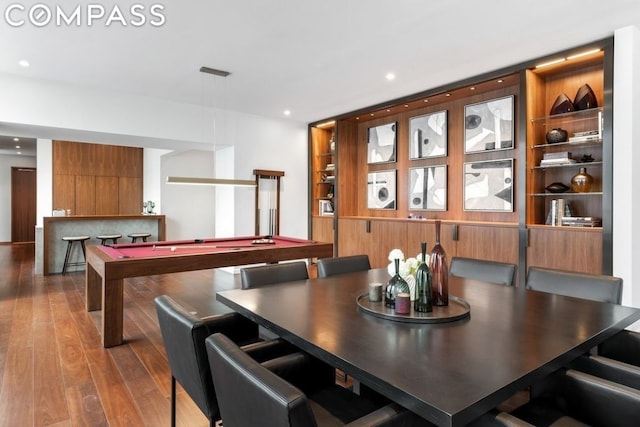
[573, 84, 598, 110]
[545, 128, 568, 144]
[550, 93, 575, 115]
[545, 182, 570, 193]
[414, 242, 433, 313]
[385, 259, 410, 308]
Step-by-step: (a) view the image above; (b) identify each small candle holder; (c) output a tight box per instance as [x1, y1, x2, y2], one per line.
[368, 282, 382, 302]
[395, 292, 411, 314]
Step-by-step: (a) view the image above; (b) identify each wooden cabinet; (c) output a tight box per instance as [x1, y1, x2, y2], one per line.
[310, 39, 613, 279]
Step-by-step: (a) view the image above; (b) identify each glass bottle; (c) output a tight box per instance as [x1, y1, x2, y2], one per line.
[414, 242, 433, 312]
[385, 258, 410, 308]
[571, 167, 593, 193]
[430, 221, 449, 306]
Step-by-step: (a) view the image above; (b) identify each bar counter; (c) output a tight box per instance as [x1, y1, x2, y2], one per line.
[42, 214, 166, 275]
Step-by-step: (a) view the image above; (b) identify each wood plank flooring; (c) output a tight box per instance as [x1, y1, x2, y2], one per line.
[0, 243, 242, 427]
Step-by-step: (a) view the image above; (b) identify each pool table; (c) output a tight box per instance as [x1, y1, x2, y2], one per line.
[84, 235, 333, 347]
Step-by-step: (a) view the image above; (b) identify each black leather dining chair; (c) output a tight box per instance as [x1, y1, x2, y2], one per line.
[154, 295, 295, 427]
[240, 261, 309, 289]
[449, 257, 517, 287]
[205, 332, 432, 427]
[317, 254, 371, 278]
[526, 267, 623, 304]
[509, 368, 640, 427]
[598, 329, 640, 366]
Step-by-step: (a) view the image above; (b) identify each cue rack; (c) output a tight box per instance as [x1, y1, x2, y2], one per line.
[254, 169, 284, 236]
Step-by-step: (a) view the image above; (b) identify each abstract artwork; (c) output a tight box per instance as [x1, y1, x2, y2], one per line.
[463, 159, 513, 211]
[408, 166, 447, 210]
[409, 110, 448, 159]
[464, 96, 514, 153]
[367, 170, 396, 210]
[367, 122, 397, 164]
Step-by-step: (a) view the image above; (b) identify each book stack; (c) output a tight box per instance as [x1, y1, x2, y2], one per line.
[540, 151, 576, 166]
[546, 199, 571, 226]
[568, 130, 600, 144]
[561, 217, 602, 227]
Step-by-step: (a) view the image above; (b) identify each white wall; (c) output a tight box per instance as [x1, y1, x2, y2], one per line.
[613, 25, 640, 316]
[0, 153, 37, 242]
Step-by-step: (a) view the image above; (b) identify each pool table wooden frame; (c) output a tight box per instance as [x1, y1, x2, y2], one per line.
[84, 235, 333, 347]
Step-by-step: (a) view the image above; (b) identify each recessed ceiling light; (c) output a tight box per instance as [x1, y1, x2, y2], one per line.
[470, 87, 476, 90]
[17, 152, 22, 155]
[497, 79, 504, 83]
[385, 73, 395, 81]
[16, 145, 21, 149]
[370, 113, 374, 116]
[13, 137, 19, 142]
[18, 60, 30, 68]
[445, 93, 451, 97]
[423, 99, 429, 103]
[283, 110, 291, 116]
[386, 109, 391, 112]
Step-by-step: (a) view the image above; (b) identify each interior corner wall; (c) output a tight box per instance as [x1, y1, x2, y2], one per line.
[613, 25, 640, 314]
[144, 148, 172, 215]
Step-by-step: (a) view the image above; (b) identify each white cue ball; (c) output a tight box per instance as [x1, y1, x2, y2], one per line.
[170, 246, 177, 252]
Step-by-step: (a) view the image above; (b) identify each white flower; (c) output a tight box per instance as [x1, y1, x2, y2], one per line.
[405, 257, 419, 275]
[388, 248, 405, 262]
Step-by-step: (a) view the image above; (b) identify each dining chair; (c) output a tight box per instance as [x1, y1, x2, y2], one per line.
[509, 368, 640, 427]
[598, 329, 640, 366]
[154, 295, 295, 427]
[316, 254, 371, 278]
[240, 261, 309, 289]
[205, 332, 431, 427]
[525, 267, 623, 304]
[449, 257, 517, 287]
[569, 353, 640, 390]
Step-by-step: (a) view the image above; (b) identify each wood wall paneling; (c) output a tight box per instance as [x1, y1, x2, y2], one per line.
[118, 177, 143, 215]
[96, 177, 119, 215]
[52, 141, 143, 216]
[311, 216, 334, 245]
[527, 227, 602, 275]
[75, 176, 96, 215]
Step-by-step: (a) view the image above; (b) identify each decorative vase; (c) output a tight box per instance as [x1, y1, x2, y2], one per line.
[385, 259, 410, 308]
[545, 128, 568, 144]
[573, 84, 598, 110]
[414, 242, 433, 313]
[429, 221, 449, 306]
[549, 93, 575, 115]
[571, 167, 593, 193]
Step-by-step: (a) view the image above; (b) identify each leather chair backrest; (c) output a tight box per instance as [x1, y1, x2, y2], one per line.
[154, 295, 257, 421]
[526, 267, 622, 304]
[241, 261, 309, 289]
[317, 254, 371, 278]
[449, 257, 516, 286]
[599, 330, 640, 367]
[154, 295, 220, 420]
[206, 333, 317, 427]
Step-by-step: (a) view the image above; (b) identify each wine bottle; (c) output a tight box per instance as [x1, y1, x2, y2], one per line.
[414, 242, 432, 312]
[430, 221, 449, 306]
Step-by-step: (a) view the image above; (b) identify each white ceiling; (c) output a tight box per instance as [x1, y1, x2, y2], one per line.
[1, 0, 639, 155]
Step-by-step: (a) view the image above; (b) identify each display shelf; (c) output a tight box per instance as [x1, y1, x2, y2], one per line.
[530, 192, 603, 197]
[532, 161, 602, 170]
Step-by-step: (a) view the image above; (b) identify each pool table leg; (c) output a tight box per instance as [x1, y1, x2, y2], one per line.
[85, 262, 102, 311]
[102, 278, 124, 347]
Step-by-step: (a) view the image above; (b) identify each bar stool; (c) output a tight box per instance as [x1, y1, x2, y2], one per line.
[97, 234, 122, 245]
[61, 235, 90, 275]
[128, 232, 151, 243]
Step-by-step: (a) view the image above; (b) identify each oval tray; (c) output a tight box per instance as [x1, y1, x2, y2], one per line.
[357, 293, 470, 324]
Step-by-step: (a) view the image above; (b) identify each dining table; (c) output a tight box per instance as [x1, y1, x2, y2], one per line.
[216, 268, 640, 427]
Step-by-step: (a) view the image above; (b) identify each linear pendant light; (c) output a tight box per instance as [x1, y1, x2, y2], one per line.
[166, 67, 256, 187]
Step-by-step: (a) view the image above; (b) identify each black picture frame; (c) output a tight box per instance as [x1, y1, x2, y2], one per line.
[367, 170, 396, 210]
[463, 159, 514, 212]
[409, 110, 447, 159]
[408, 166, 447, 211]
[367, 122, 397, 164]
[464, 95, 514, 153]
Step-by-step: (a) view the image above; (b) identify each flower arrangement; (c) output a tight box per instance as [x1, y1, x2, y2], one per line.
[387, 249, 429, 300]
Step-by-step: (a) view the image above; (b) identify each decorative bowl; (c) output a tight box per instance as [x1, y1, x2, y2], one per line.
[545, 182, 570, 193]
[545, 128, 568, 144]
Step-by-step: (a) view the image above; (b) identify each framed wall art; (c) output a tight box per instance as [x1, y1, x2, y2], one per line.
[409, 110, 447, 159]
[408, 166, 447, 211]
[463, 159, 513, 212]
[464, 95, 514, 153]
[367, 122, 397, 164]
[367, 170, 396, 210]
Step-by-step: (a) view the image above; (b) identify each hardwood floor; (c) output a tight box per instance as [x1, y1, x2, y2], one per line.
[0, 243, 242, 426]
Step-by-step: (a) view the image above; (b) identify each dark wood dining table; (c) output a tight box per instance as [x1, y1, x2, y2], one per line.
[216, 268, 640, 427]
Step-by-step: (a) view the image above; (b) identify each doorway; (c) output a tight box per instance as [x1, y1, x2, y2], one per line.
[11, 167, 36, 242]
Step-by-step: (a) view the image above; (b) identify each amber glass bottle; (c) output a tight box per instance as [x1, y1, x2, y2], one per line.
[430, 221, 449, 306]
